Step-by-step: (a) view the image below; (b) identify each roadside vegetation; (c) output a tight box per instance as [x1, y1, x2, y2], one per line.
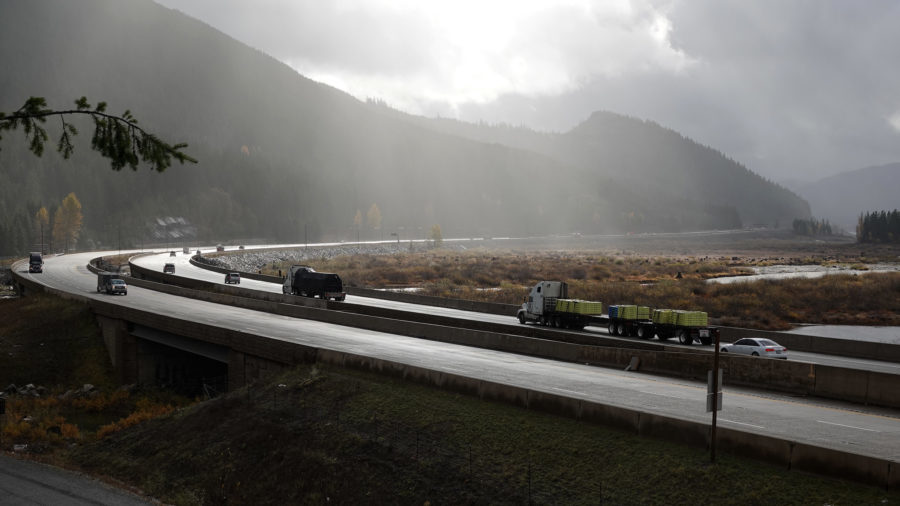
[262, 249, 900, 330]
[0, 294, 191, 455]
[64, 364, 896, 505]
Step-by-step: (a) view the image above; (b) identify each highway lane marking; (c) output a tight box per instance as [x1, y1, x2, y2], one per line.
[550, 387, 587, 397]
[817, 420, 880, 432]
[636, 389, 696, 400]
[719, 419, 765, 430]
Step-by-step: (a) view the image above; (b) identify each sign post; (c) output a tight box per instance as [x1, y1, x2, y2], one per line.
[708, 331, 723, 462]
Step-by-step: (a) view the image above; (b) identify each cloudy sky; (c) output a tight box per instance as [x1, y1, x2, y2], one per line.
[155, 0, 900, 182]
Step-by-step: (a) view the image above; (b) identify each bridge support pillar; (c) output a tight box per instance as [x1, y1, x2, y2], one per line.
[229, 350, 246, 391]
[96, 315, 138, 384]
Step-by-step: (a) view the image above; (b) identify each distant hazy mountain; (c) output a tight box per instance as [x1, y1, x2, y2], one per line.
[786, 163, 900, 231]
[0, 0, 810, 252]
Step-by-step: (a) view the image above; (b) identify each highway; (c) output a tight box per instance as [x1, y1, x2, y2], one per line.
[15, 250, 900, 463]
[136, 248, 900, 375]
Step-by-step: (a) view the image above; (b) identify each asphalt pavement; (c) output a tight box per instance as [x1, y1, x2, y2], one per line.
[0, 455, 153, 505]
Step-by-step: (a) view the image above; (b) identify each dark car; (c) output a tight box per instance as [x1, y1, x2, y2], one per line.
[169, 251, 176, 257]
[225, 272, 241, 284]
[163, 263, 175, 274]
[216, 244, 225, 252]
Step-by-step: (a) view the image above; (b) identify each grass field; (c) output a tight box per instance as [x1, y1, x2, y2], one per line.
[64, 364, 897, 505]
[262, 248, 900, 329]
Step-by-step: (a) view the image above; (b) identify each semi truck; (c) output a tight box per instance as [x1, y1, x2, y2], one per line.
[28, 252, 43, 273]
[282, 265, 346, 301]
[516, 281, 603, 330]
[606, 305, 718, 345]
[518, 280, 719, 345]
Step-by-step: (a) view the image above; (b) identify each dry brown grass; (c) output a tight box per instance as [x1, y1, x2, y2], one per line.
[265, 249, 900, 330]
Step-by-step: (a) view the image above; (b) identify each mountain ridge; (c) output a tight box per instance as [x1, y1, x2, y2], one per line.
[785, 162, 900, 231]
[0, 0, 809, 253]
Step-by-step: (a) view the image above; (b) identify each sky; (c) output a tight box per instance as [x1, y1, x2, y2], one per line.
[154, 0, 900, 182]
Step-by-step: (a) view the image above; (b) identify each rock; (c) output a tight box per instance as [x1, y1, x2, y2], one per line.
[4, 384, 17, 394]
[81, 383, 95, 394]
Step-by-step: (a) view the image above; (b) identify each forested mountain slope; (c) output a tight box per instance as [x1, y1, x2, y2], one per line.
[0, 0, 809, 254]
[787, 163, 900, 231]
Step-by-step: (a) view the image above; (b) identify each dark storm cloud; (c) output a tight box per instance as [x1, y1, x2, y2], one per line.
[155, 0, 900, 180]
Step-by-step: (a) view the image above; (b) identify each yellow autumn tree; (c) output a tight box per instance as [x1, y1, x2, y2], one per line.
[367, 203, 382, 231]
[52, 193, 83, 252]
[430, 224, 443, 247]
[34, 207, 49, 254]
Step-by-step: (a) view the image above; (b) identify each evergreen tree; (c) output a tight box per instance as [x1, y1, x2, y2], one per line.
[1, 97, 196, 172]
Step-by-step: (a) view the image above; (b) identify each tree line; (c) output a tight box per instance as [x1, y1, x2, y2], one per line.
[0, 193, 83, 256]
[857, 210, 900, 243]
[792, 217, 834, 237]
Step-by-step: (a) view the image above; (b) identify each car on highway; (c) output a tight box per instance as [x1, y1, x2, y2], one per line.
[97, 272, 127, 295]
[169, 251, 176, 257]
[163, 263, 175, 274]
[183, 247, 190, 254]
[216, 244, 225, 252]
[224, 272, 241, 284]
[720, 338, 788, 359]
[107, 278, 128, 295]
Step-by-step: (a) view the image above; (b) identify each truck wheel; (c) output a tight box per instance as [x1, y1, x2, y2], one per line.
[636, 326, 647, 339]
[617, 323, 626, 336]
[518, 313, 526, 325]
[677, 330, 692, 345]
[608, 323, 617, 336]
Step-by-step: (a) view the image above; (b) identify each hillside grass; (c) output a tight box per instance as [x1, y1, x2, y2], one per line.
[262, 249, 900, 330]
[63, 364, 896, 505]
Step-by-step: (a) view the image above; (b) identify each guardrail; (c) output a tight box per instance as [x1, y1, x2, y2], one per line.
[14, 259, 900, 490]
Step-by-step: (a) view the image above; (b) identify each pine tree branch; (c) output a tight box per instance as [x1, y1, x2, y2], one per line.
[0, 96, 197, 172]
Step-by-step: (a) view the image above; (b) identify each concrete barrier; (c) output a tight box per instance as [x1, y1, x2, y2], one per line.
[579, 401, 641, 433]
[637, 411, 710, 448]
[814, 365, 870, 405]
[717, 427, 792, 467]
[791, 442, 892, 489]
[866, 372, 900, 407]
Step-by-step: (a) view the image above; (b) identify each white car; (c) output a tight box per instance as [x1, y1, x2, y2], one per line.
[721, 338, 788, 359]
